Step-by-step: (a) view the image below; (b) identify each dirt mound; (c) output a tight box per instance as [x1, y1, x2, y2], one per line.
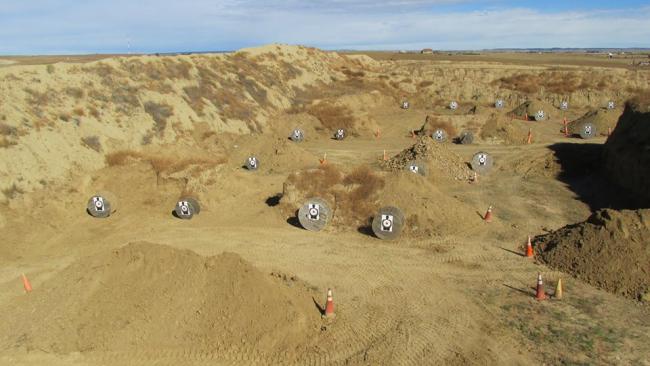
[568, 109, 619, 136]
[535, 209, 650, 301]
[280, 164, 477, 238]
[0, 242, 322, 357]
[508, 150, 562, 179]
[416, 115, 457, 137]
[232, 135, 319, 172]
[604, 104, 650, 204]
[510, 99, 556, 120]
[380, 136, 472, 181]
[480, 114, 527, 145]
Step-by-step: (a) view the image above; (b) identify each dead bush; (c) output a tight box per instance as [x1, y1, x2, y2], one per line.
[0, 123, 17, 136]
[81, 136, 102, 152]
[144, 101, 174, 134]
[58, 113, 71, 122]
[46, 64, 55, 74]
[0, 137, 17, 148]
[73, 107, 85, 117]
[419, 80, 434, 88]
[88, 106, 100, 118]
[111, 86, 140, 110]
[2, 184, 24, 200]
[65, 87, 84, 99]
[306, 101, 358, 134]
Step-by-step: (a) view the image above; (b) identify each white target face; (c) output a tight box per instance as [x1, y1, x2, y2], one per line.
[434, 129, 444, 140]
[561, 101, 569, 110]
[402, 101, 409, 109]
[449, 101, 458, 110]
[584, 125, 592, 135]
[536, 111, 545, 120]
[178, 201, 191, 215]
[248, 157, 257, 168]
[293, 130, 303, 139]
[478, 154, 487, 166]
[607, 101, 615, 109]
[92, 196, 104, 211]
[336, 129, 345, 138]
[409, 165, 419, 173]
[380, 214, 394, 232]
[308, 204, 320, 221]
[495, 100, 504, 109]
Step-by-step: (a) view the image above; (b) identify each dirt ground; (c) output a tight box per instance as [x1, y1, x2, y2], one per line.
[1, 46, 649, 365]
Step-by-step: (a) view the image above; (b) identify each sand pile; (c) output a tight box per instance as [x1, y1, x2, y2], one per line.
[280, 164, 476, 237]
[380, 137, 472, 181]
[416, 115, 457, 137]
[509, 150, 562, 179]
[535, 209, 650, 301]
[480, 113, 528, 145]
[510, 99, 556, 120]
[0, 242, 322, 356]
[568, 109, 619, 136]
[233, 135, 319, 172]
[604, 104, 650, 204]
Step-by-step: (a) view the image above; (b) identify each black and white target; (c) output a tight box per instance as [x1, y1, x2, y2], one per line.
[607, 101, 615, 110]
[449, 101, 459, 111]
[534, 110, 546, 121]
[371, 206, 405, 240]
[86, 192, 116, 218]
[432, 129, 447, 143]
[458, 131, 474, 145]
[401, 101, 410, 110]
[174, 197, 200, 219]
[290, 129, 305, 142]
[471, 151, 493, 174]
[334, 129, 346, 140]
[406, 161, 426, 176]
[579, 123, 597, 139]
[298, 198, 331, 232]
[560, 101, 569, 110]
[495, 99, 505, 109]
[245, 156, 259, 170]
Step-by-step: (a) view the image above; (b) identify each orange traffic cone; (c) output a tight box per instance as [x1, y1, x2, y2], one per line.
[524, 112, 528, 121]
[383, 150, 388, 161]
[22, 273, 32, 293]
[563, 118, 568, 137]
[323, 288, 335, 318]
[607, 127, 612, 136]
[535, 273, 546, 300]
[483, 206, 493, 223]
[471, 171, 478, 184]
[375, 129, 381, 139]
[319, 153, 327, 165]
[526, 129, 532, 144]
[525, 236, 534, 258]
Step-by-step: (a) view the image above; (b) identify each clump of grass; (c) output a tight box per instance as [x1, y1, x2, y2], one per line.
[0, 137, 17, 148]
[58, 113, 71, 122]
[46, 64, 55, 74]
[88, 106, 100, 119]
[2, 184, 24, 199]
[81, 136, 102, 152]
[111, 86, 140, 110]
[419, 80, 434, 88]
[0, 123, 18, 136]
[494, 71, 614, 94]
[73, 107, 85, 117]
[65, 87, 84, 99]
[144, 101, 174, 135]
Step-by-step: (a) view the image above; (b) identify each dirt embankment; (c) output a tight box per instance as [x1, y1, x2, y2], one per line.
[535, 209, 650, 301]
[604, 104, 650, 204]
[0, 242, 323, 358]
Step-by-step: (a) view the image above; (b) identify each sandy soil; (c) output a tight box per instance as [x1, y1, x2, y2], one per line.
[0, 45, 649, 365]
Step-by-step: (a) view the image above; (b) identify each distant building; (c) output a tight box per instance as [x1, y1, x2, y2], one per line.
[421, 48, 434, 54]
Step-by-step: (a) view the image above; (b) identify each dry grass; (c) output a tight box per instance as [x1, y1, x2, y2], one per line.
[65, 87, 84, 99]
[494, 71, 614, 94]
[2, 184, 24, 199]
[73, 107, 85, 117]
[81, 136, 102, 152]
[144, 101, 174, 134]
[58, 113, 71, 122]
[418, 80, 434, 88]
[305, 101, 359, 134]
[626, 87, 650, 111]
[0, 123, 18, 136]
[105, 150, 225, 177]
[88, 106, 100, 119]
[0, 137, 17, 148]
[111, 86, 140, 111]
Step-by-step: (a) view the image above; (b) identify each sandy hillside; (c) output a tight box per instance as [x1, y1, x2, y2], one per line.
[1, 45, 650, 365]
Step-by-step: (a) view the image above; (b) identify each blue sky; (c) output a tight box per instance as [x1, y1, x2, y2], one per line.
[1, 0, 649, 54]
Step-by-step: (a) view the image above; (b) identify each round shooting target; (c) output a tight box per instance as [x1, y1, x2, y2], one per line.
[560, 101, 569, 110]
[335, 129, 346, 140]
[458, 131, 474, 145]
[432, 129, 447, 143]
[449, 101, 459, 111]
[174, 200, 195, 220]
[401, 101, 410, 110]
[246, 156, 259, 170]
[579, 122, 597, 139]
[86, 191, 116, 218]
[406, 161, 426, 176]
[371, 206, 405, 240]
[534, 110, 545, 121]
[298, 198, 331, 232]
[471, 151, 493, 174]
[607, 101, 615, 110]
[495, 99, 505, 109]
[290, 129, 305, 142]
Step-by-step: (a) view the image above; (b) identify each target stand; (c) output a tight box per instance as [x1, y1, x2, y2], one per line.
[406, 161, 427, 177]
[560, 101, 569, 111]
[432, 128, 447, 143]
[578, 122, 597, 139]
[334, 129, 346, 141]
[290, 129, 305, 142]
[607, 101, 616, 110]
[449, 101, 459, 111]
[495, 99, 505, 109]
[298, 198, 331, 232]
[534, 110, 546, 121]
[245, 156, 259, 170]
[174, 196, 201, 220]
[471, 151, 493, 174]
[371, 206, 405, 240]
[86, 191, 117, 218]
